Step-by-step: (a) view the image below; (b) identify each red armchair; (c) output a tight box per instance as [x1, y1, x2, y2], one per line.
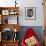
[21, 28, 41, 46]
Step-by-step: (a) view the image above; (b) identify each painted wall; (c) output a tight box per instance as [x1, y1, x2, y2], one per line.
[0, 0, 44, 26]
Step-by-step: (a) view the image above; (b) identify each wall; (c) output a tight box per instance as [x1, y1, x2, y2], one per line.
[0, 0, 44, 26]
[18, 0, 44, 26]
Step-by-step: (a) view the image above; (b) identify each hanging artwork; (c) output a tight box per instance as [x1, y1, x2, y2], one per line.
[25, 7, 36, 20]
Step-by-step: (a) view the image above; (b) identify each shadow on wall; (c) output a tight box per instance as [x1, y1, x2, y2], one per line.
[18, 26, 43, 44]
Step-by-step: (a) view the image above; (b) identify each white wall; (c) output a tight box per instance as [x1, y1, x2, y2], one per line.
[0, 0, 44, 26]
[18, 0, 44, 26]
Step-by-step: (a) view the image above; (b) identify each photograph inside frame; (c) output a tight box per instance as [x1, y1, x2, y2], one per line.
[25, 7, 36, 20]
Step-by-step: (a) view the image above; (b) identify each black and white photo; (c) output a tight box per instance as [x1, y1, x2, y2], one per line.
[25, 7, 36, 20]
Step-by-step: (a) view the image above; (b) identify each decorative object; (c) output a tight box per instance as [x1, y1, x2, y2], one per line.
[2, 28, 13, 41]
[25, 36, 38, 46]
[25, 7, 36, 20]
[5, 18, 8, 24]
[13, 32, 18, 41]
[14, 29, 17, 32]
[9, 10, 18, 15]
[2, 10, 9, 15]
[15, 0, 17, 7]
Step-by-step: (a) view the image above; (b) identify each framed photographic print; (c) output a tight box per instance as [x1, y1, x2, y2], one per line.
[25, 7, 36, 20]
